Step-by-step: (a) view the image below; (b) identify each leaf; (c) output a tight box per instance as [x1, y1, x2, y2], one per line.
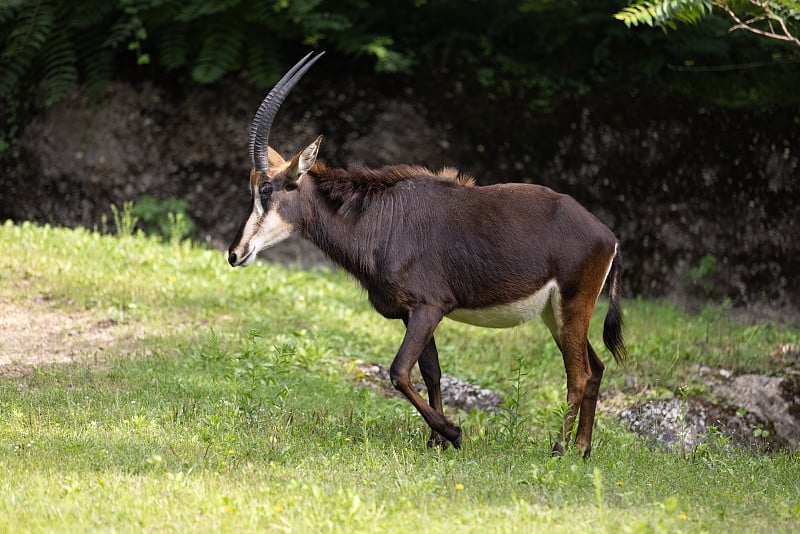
[245, 42, 281, 88]
[158, 24, 188, 70]
[613, 0, 715, 29]
[40, 33, 78, 106]
[190, 17, 245, 84]
[0, 0, 55, 98]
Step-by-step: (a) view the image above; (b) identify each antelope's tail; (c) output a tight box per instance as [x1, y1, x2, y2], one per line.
[602, 249, 628, 366]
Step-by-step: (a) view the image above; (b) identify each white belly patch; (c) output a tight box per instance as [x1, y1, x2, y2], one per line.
[446, 280, 559, 329]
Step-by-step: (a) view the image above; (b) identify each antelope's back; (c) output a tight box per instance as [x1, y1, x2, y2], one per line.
[408, 180, 618, 307]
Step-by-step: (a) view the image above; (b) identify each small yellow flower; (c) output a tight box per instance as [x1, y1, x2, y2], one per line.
[679, 513, 687, 520]
[616, 481, 623, 486]
[227, 449, 235, 455]
[454, 483, 464, 491]
[344, 437, 351, 442]
[274, 504, 284, 513]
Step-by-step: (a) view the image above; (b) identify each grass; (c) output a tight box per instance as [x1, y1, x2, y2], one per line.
[1, 220, 799, 532]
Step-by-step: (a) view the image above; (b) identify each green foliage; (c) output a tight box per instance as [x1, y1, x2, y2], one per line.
[109, 200, 139, 237]
[687, 253, 719, 296]
[230, 330, 296, 415]
[615, 0, 800, 42]
[189, 13, 245, 84]
[2, 0, 799, 120]
[0, 0, 57, 104]
[129, 195, 195, 244]
[614, 0, 714, 29]
[0, 0, 414, 108]
[495, 352, 529, 445]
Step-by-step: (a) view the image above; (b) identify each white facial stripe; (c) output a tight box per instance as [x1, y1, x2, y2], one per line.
[256, 208, 294, 249]
[236, 193, 294, 263]
[447, 280, 559, 329]
[252, 187, 264, 216]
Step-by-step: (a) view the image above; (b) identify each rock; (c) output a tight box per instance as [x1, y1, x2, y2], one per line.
[438, 374, 503, 413]
[352, 361, 502, 413]
[715, 374, 800, 449]
[618, 398, 709, 452]
[619, 369, 800, 452]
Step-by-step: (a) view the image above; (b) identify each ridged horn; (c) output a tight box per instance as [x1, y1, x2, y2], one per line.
[249, 51, 325, 172]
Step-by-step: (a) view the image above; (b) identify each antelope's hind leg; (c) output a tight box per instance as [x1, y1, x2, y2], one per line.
[544, 299, 595, 457]
[417, 337, 449, 448]
[575, 341, 604, 458]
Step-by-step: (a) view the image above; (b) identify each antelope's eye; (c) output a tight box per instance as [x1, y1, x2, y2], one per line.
[258, 183, 273, 209]
[259, 182, 273, 197]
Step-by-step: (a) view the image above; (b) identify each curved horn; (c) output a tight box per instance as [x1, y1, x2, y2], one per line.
[249, 51, 326, 172]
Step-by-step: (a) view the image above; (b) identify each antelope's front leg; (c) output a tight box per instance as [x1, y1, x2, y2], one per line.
[390, 306, 462, 449]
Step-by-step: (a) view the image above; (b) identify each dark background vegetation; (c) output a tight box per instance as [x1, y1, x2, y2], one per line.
[1, 0, 798, 316]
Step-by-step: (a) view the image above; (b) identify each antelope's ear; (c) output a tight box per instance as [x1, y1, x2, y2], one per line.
[286, 135, 323, 183]
[267, 146, 287, 169]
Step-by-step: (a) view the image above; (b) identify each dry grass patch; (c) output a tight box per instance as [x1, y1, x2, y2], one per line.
[0, 295, 143, 378]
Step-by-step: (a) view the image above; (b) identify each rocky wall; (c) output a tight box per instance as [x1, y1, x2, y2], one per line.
[1, 78, 797, 317]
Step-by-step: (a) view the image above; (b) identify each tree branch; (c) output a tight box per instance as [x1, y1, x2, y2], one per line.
[714, 0, 800, 47]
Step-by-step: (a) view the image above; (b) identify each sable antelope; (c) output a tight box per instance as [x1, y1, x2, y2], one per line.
[228, 52, 627, 457]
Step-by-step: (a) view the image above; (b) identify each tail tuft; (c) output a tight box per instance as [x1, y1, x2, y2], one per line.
[602, 250, 628, 366]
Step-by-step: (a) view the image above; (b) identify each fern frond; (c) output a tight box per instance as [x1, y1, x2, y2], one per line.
[0, 44, 36, 97]
[614, 3, 656, 28]
[0, 0, 55, 99]
[2, 0, 55, 57]
[104, 15, 140, 49]
[303, 12, 352, 33]
[176, 0, 241, 23]
[66, 0, 114, 30]
[245, 42, 281, 88]
[248, 0, 277, 25]
[158, 24, 188, 70]
[190, 17, 245, 83]
[614, 0, 714, 29]
[40, 32, 78, 106]
[82, 47, 114, 93]
[75, 26, 114, 93]
[286, 0, 324, 22]
[0, 0, 29, 24]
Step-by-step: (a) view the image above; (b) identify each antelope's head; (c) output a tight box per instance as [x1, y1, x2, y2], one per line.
[227, 52, 325, 267]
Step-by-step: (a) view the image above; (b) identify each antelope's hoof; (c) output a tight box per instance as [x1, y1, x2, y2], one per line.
[427, 432, 448, 449]
[447, 425, 462, 449]
[551, 442, 564, 457]
[428, 426, 462, 450]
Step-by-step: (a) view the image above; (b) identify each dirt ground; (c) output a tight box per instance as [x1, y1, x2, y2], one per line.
[0, 296, 136, 378]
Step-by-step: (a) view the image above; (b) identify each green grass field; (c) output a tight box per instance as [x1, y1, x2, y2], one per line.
[1, 220, 799, 532]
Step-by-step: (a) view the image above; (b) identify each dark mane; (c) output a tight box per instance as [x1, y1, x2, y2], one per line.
[308, 161, 473, 216]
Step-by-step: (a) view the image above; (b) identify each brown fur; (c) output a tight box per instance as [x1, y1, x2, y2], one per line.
[306, 161, 473, 218]
[435, 166, 475, 186]
[311, 161, 472, 190]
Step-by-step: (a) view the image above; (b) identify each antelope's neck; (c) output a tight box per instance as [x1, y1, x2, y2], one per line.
[299, 169, 387, 284]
